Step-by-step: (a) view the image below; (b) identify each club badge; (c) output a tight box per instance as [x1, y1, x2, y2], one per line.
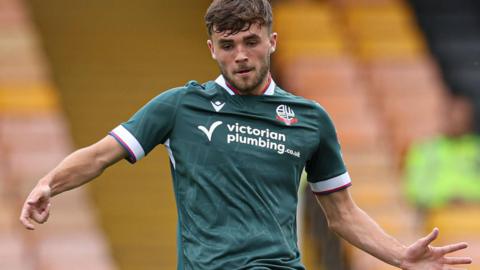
[276, 105, 298, 126]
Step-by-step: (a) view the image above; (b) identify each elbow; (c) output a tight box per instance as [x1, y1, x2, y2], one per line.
[84, 144, 110, 170]
[91, 154, 109, 177]
[325, 204, 358, 233]
[326, 216, 343, 233]
[93, 154, 109, 173]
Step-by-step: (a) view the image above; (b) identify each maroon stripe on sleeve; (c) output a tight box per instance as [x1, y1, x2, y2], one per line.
[313, 183, 352, 196]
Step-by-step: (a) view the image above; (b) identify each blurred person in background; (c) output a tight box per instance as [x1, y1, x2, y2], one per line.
[20, 0, 471, 269]
[405, 94, 480, 210]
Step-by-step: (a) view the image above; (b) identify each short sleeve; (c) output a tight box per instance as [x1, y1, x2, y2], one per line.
[109, 87, 184, 163]
[305, 107, 351, 195]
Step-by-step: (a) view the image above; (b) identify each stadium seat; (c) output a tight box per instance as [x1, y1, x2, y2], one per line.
[0, 114, 71, 152]
[0, 84, 59, 114]
[365, 57, 444, 89]
[344, 4, 413, 30]
[37, 231, 117, 270]
[426, 205, 480, 239]
[0, 231, 28, 270]
[279, 58, 360, 96]
[333, 0, 402, 6]
[274, 2, 348, 61]
[0, 0, 118, 268]
[342, 2, 428, 60]
[356, 38, 425, 60]
[425, 205, 480, 269]
[362, 56, 447, 164]
[0, 198, 13, 233]
[277, 38, 347, 61]
[275, 2, 337, 31]
[349, 248, 401, 270]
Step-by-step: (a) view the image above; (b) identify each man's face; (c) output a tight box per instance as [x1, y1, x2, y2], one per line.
[207, 24, 277, 95]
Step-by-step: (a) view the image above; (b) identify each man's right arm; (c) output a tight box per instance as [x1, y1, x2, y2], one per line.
[20, 135, 127, 230]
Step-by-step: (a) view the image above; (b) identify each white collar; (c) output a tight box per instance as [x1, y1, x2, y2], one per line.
[215, 75, 276, 96]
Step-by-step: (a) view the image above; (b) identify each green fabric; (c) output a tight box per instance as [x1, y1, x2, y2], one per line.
[405, 135, 480, 209]
[118, 80, 347, 270]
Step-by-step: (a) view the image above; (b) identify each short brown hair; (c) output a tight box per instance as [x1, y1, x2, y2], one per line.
[205, 0, 273, 36]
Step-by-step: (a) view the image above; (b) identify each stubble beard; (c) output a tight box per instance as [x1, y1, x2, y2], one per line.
[222, 59, 270, 95]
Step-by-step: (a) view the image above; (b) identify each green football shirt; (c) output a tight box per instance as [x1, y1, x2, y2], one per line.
[109, 75, 351, 270]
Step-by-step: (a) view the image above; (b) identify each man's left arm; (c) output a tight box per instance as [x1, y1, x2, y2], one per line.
[315, 189, 472, 269]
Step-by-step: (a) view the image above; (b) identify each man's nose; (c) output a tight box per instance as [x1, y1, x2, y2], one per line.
[235, 46, 248, 63]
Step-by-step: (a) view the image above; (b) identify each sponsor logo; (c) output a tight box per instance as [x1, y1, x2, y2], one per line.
[276, 105, 298, 126]
[198, 121, 223, 142]
[211, 100, 226, 112]
[197, 121, 301, 158]
[226, 123, 301, 158]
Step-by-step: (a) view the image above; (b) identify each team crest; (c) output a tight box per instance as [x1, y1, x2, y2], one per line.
[275, 105, 298, 126]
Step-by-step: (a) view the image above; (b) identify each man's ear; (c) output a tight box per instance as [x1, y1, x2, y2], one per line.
[207, 40, 217, 60]
[269, 32, 277, 54]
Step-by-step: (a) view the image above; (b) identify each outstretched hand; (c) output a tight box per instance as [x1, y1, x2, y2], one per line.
[19, 184, 52, 230]
[401, 228, 472, 270]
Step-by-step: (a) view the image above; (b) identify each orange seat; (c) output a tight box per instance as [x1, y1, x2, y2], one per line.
[37, 231, 117, 270]
[0, 114, 71, 152]
[366, 57, 446, 96]
[280, 57, 361, 96]
[0, 232, 27, 270]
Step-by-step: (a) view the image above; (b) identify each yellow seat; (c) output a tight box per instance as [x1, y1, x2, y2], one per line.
[343, 3, 426, 60]
[277, 37, 347, 62]
[356, 38, 425, 60]
[275, 2, 335, 26]
[426, 205, 480, 240]
[336, 0, 402, 6]
[424, 206, 480, 269]
[354, 26, 423, 43]
[0, 84, 59, 114]
[345, 3, 412, 27]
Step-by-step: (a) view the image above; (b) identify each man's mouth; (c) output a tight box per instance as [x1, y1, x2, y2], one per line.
[235, 68, 254, 75]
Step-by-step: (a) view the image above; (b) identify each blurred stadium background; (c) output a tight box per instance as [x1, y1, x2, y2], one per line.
[0, 0, 478, 269]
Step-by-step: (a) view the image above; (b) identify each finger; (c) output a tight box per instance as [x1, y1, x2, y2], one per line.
[19, 205, 35, 230]
[27, 186, 51, 205]
[32, 210, 49, 224]
[419, 227, 439, 247]
[38, 203, 51, 223]
[27, 190, 43, 205]
[31, 203, 51, 224]
[437, 242, 469, 254]
[27, 192, 47, 206]
[444, 256, 473, 265]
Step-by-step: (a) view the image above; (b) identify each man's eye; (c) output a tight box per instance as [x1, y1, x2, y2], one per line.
[246, 40, 258, 47]
[221, 44, 233, 50]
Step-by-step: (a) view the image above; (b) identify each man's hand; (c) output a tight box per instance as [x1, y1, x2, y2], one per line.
[401, 228, 472, 270]
[20, 184, 52, 230]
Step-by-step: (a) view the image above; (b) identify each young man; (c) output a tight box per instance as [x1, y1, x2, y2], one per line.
[21, 0, 472, 269]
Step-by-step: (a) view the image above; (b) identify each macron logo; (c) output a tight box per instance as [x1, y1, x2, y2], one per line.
[211, 101, 226, 112]
[198, 121, 223, 142]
